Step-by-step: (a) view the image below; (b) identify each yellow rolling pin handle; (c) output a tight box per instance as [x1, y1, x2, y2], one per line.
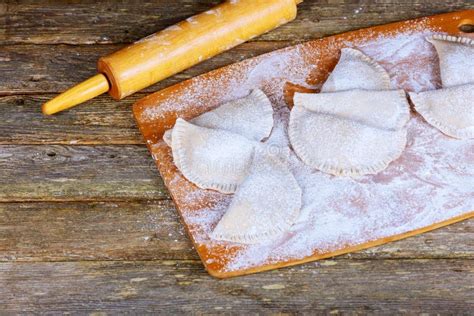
[42, 0, 302, 115]
[98, 0, 302, 100]
[42, 74, 109, 115]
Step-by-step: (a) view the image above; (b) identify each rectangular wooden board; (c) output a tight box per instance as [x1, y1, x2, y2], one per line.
[133, 10, 474, 278]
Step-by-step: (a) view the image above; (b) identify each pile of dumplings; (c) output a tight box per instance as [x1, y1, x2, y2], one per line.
[164, 34, 474, 245]
[165, 90, 302, 244]
[409, 35, 474, 139]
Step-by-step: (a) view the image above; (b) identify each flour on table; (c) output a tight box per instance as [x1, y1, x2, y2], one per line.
[211, 148, 302, 244]
[139, 46, 315, 124]
[163, 89, 274, 146]
[355, 31, 440, 93]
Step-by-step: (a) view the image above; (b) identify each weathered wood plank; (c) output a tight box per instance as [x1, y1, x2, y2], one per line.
[3, 1, 474, 44]
[0, 42, 289, 94]
[1, 259, 473, 313]
[1, 1, 472, 310]
[0, 94, 143, 145]
[0, 145, 167, 201]
[0, 201, 196, 261]
[0, 201, 472, 262]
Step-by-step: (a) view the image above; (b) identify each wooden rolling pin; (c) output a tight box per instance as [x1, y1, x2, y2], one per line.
[42, 0, 303, 115]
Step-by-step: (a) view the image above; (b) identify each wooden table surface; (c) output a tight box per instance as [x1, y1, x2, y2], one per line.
[1, 0, 473, 313]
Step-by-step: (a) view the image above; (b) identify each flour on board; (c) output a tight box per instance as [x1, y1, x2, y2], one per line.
[146, 23, 473, 273]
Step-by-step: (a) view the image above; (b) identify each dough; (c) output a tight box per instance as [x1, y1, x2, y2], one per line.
[427, 35, 474, 87]
[294, 89, 409, 130]
[289, 90, 409, 177]
[321, 47, 391, 92]
[409, 84, 474, 139]
[289, 45, 410, 177]
[409, 35, 474, 139]
[211, 148, 302, 244]
[171, 118, 256, 193]
[164, 89, 274, 146]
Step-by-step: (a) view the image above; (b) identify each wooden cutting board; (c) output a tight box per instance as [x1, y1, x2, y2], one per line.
[133, 10, 474, 278]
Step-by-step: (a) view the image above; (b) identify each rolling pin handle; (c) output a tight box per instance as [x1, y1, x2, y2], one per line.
[41, 74, 110, 115]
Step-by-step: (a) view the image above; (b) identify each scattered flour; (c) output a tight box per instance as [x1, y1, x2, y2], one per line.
[139, 45, 315, 123]
[357, 32, 441, 92]
[142, 22, 474, 273]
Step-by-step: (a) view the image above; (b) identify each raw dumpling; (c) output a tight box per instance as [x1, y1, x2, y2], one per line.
[211, 149, 302, 244]
[409, 84, 474, 139]
[289, 90, 410, 177]
[164, 89, 274, 146]
[409, 35, 474, 139]
[171, 118, 256, 194]
[427, 35, 474, 87]
[321, 47, 391, 92]
[294, 89, 409, 130]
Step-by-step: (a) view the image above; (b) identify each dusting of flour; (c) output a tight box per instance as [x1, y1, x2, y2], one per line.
[145, 24, 474, 273]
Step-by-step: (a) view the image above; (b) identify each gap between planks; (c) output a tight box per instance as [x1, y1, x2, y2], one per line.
[4, 1, 474, 45]
[0, 144, 170, 201]
[1, 200, 472, 262]
[1, 258, 473, 314]
[0, 42, 292, 96]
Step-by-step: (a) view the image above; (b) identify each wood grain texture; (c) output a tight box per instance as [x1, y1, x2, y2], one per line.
[1, 259, 473, 313]
[0, 94, 143, 145]
[0, 145, 167, 201]
[0, 201, 196, 261]
[0, 202, 472, 262]
[2, 0, 474, 311]
[0, 42, 288, 95]
[3, 1, 474, 45]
